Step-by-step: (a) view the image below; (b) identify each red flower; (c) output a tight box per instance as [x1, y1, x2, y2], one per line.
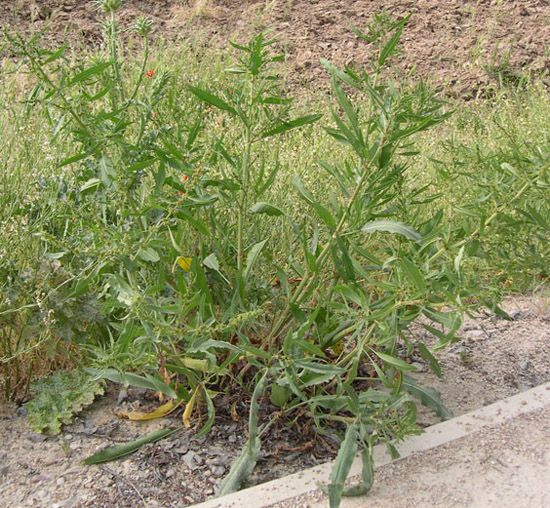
[178, 190, 183, 196]
[146, 70, 155, 79]
[184, 175, 188, 181]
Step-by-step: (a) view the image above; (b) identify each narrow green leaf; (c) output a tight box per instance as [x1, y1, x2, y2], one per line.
[100, 370, 177, 399]
[399, 257, 427, 292]
[243, 239, 268, 283]
[59, 151, 89, 168]
[320, 58, 359, 89]
[68, 61, 113, 86]
[403, 376, 453, 420]
[378, 14, 411, 66]
[261, 114, 322, 139]
[127, 158, 155, 173]
[217, 372, 268, 495]
[333, 79, 363, 147]
[373, 351, 416, 371]
[417, 342, 442, 378]
[79, 178, 101, 193]
[84, 428, 178, 464]
[361, 220, 421, 241]
[188, 85, 236, 115]
[44, 44, 68, 64]
[196, 386, 216, 438]
[294, 360, 345, 376]
[216, 437, 260, 495]
[249, 33, 263, 75]
[327, 423, 359, 508]
[293, 175, 336, 229]
[250, 202, 285, 217]
[342, 448, 373, 497]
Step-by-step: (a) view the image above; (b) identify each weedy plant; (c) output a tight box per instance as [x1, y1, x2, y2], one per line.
[3, 3, 519, 507]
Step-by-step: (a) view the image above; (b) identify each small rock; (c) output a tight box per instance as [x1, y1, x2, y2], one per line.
[411, 362, 425, 372]
[211, 465, 226, 477]
[16, 406, 29, 417]
[56, 477, 65, 486]
[467, 330, 484, 338]
[520, 360, 530, 371]
[182, 451, 202, 470]
[26, 433, 47, 443]
[509, 310, 521, 320]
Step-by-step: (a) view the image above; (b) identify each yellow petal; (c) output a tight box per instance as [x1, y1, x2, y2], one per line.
[116, 399, 182, 421]
[176, 256, 192, 272]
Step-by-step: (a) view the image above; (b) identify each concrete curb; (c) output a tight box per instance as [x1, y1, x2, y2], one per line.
[191, 382, 550, 508]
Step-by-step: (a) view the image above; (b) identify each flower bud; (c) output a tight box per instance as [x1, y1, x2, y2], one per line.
[133, 17, 153, 37]
[94, 0, 123, 14]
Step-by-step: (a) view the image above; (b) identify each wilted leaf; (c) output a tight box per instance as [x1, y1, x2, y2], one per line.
[84, 428, 179, 465]
[176, 256, 192, 272]
[116, 399, 182, 421]
[182, 389, 198, 428]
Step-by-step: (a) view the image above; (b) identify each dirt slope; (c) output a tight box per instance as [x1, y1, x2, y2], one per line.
[2, 0, 550, 97]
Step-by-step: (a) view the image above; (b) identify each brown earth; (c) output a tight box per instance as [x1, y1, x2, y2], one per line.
[2, 1, 550, 98]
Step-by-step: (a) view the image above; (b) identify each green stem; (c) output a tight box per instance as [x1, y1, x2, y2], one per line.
[267, 137, 388, 344]
[110, 11, 124, 105]
[237, 128, 252, 274]
[22, 45, 89, 133]
[126, 36, 149, 107]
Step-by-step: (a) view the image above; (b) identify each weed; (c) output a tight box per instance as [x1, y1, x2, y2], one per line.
[1, 3, 550, 507]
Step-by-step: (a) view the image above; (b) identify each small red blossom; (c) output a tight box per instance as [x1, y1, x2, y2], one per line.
[228, 88, 233, 94]
[178, 190, 183, 196]
[146, 70, 155, 79]
[184, 175, 189, 181]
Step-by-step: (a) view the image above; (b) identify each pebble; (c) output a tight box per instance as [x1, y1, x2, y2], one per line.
[16, 406, 29, 418]
[182, 450, 202, 470]
[520, 360, 530, 371]
[210, 465, 225, 477]
[467, 330, 484, 338]
[117, 389, 128, 404]
[26, 433, 47, 443]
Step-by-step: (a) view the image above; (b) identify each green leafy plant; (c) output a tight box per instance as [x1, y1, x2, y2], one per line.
[4, 5, 512, 508]
[26, 369, 104, 434]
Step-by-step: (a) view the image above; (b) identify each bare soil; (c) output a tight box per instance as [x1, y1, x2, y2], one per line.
[1, 295, 550, 508]
[2, 1, 550, 98]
